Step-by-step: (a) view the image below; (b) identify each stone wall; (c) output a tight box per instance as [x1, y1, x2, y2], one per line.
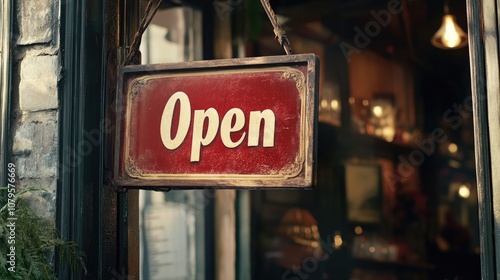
[10, 0, 60, 219]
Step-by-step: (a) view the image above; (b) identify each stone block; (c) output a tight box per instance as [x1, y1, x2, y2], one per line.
[18, 178, 57, 219]
[17, 0, 54, 45]
[12, 134, 32, 156]
[12, 119, 58, 179]
[19, 55, 59, 112]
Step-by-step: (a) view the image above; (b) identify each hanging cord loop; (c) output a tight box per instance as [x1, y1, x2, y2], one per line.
[124, 0, 164, 65]
[260, 0, 292, 55]
[125, 0, 291, 62]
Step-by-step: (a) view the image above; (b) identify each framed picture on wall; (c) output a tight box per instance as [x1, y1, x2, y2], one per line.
[344, 164, 382, 224]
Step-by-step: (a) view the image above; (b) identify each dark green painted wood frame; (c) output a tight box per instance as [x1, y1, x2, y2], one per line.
[57, 0, 140, 278]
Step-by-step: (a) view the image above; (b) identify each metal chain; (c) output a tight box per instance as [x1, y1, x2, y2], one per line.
[124, 0, 164, 65]
[260, 0, 292, 55]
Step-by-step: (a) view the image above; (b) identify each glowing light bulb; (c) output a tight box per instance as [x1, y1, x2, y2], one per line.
[431, 14, 468, 49]
[458, 184, 470, 198]
[443, 15, 461, 48]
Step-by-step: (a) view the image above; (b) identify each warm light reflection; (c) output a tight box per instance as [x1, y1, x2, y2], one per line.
[331, 99, 339, 110]
[304, 227, 311, 235]
[354, 226, 363, 235]
[372, 105, 383, 117]
[458, 184, 470, 198]
[334, 234, 343, 249]
[448, 143, 458, 153]
[321, 99, 328, 109]
[383, 127, 395, 142]
[448, 159, 461, 168]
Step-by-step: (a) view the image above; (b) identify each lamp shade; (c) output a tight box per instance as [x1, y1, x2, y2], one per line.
[278, 208, 320, 247]
[431, 14, 468, 49]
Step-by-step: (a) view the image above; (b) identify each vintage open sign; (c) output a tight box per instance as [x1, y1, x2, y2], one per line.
[113, 54, 319, 189]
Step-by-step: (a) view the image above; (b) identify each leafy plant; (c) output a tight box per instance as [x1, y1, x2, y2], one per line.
[0, 188, 86, 279]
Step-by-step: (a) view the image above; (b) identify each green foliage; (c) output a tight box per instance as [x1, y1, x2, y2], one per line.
[0, 188, 86, 279]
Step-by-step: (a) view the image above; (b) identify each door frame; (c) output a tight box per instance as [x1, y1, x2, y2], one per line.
[466, 0, 498, 278]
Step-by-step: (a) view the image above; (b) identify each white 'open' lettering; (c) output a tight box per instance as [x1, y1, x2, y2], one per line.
[160, 91, 276, 162]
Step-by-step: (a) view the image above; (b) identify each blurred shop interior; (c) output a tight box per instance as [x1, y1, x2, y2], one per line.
[137, 0, 480, 279]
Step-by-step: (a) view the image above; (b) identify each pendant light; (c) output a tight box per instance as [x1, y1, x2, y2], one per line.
[431, 1, 468, 49]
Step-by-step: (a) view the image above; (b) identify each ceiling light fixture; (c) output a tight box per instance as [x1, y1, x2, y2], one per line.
[431, 1, 468, 49]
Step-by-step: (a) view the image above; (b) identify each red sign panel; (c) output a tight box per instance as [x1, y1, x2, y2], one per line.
[114, 54, 318, 189]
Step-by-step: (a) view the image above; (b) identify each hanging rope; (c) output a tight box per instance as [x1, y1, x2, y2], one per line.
[124, 0, 164, 65]
[260, 0, 292, 55]
[125, 0, 291, 63]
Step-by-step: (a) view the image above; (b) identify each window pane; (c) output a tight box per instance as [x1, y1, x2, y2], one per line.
[247, 1, 481, 279]
[138, 6, 204, 280]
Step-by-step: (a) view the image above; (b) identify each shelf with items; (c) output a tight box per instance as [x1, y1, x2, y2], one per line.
[318, 46, 422, 159]
[316, 45, 438, 279]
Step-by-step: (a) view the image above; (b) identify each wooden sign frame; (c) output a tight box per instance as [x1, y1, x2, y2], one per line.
[113, 54, 319, 189]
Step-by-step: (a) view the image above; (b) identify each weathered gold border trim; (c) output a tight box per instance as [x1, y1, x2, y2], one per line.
[123, 66, 307, 181]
